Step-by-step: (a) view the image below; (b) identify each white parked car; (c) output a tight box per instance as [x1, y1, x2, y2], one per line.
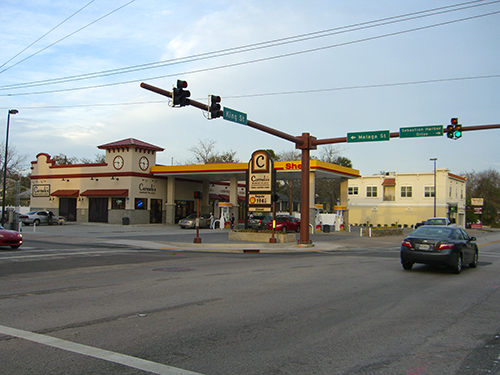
[19, 211, 65, 225]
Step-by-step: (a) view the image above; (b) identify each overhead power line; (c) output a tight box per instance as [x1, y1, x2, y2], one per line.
[0, 0, 97, 71]
[2, 73, 499, 110]
[0, 0, 137, 75]
[1, 7, 499, 98]
[1, 0, 499, 93]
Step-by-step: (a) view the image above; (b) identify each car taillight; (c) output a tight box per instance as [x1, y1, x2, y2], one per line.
[402, 240, 412, 248]
[438, 243, 455, 250]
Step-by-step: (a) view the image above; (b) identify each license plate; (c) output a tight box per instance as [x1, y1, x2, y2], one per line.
[418, 244, 431, 250]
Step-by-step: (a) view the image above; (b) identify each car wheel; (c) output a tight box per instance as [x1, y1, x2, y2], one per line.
[469, 250, 478, 268]
[402, 262, 413, 270]
[296, 225, 300, 233]
[10, 245, 20, 249]
[451, 253, 463, 274]
[34, 219, 40, 226]
[282, 226, 287, 233]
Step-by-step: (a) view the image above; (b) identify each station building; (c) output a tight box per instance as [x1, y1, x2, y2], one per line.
[29, 138, 360, 226]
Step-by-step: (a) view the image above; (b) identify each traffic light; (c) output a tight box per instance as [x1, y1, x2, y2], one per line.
[194, 191, 203, 200]
[447, 118, 462, 139]
[446, 124, 454, 139]
[209, 95, 222, 119]
[452, 118, 462, 139]
[172, 80, 190, 107]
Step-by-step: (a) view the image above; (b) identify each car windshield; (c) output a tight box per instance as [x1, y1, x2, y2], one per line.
[426, 218, 447, 225]
[27, 211, 37, 215]
[412, 226, 453, 238]
[184, 214, 197, 220]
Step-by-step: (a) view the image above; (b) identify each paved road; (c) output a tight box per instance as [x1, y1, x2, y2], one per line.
[1, 224, 499, 374]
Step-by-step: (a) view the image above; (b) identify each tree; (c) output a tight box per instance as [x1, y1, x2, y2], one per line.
[52, 153, 105, 165]
[464, 169, 500, 226]
[275, 149, 302, 214]
[188, 139, 239, 163]
[0, 143, 30, 206]
[315, 145, 353, 211]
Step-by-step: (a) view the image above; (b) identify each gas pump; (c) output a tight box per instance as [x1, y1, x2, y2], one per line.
[314, 204, 323, 232]
[215, 202, 232, 229]
[333, 206, 346, 231]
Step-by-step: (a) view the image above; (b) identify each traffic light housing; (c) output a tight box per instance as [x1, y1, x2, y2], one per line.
[447, 118, 462, 139]
[446, 124, 454, 139]
[172, 80, 190, 107]
[194, 191, 202, 200]
[209, 95, 222, 119]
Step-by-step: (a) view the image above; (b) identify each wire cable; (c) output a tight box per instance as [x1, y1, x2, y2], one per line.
[0, 0, 136, 75]
[1, 8, 499, 97]
[0, 0, 97, 71]
[1, 0, 498, 91]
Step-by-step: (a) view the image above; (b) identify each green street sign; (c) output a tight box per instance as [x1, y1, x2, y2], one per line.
[223, 107, 247, 125]
[347, 130, 390, 143]
[399, 125, 443, 138]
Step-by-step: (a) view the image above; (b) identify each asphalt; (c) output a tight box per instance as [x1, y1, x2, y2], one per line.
[18, 222, 498, 253]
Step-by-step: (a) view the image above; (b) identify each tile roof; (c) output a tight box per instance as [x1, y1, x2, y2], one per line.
[97, 138, 164, 152]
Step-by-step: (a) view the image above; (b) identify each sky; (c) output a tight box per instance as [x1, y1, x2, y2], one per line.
[1, 0, 499, 177]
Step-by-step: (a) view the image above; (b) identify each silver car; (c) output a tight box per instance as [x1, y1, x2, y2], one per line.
[19, 211, 63, 226]
[178, 213, 211, 229]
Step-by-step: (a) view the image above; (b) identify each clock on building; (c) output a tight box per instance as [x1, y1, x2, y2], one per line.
[113, 155, 124, 170]
[139, 156, 149, 171]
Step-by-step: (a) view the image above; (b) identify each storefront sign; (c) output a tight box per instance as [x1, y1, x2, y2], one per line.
[247, 150, 275, 212]
[32, 184, 50, 197]
[139, 182, 157, 194]
[471, 198, 484, 206]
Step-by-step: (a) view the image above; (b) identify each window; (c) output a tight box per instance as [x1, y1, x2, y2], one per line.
[401, 186, 412, 198]
[424, 186, 435, 197]
[366, 186, 377, 198]
[348, 186, 359, 195]
[112, 198, 125, 209]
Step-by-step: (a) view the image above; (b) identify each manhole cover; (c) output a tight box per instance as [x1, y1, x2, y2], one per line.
[152, 267, 194, 272]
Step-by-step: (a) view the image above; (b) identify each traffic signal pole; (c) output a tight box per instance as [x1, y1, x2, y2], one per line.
[141, 81, 500, 245]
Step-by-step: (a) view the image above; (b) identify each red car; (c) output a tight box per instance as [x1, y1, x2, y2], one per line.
[266, 215, 301, 233]
[0, 226, 22, 249]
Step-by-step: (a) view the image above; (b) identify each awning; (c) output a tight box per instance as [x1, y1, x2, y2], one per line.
[50, 189, 79, 197]
[382, 178, 396, 186]
[81, 189, 129, 197]
[209, 193, 224, 201]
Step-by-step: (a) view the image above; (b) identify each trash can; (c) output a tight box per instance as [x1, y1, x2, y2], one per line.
[122, 217, 130, 225]
[323, 225, 330, 233]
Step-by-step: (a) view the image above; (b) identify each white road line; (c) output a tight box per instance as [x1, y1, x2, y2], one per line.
[0, 249, 142, 260]
[0, 325, 204, 375]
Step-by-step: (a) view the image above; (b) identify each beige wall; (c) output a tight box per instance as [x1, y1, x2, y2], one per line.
[347, 169, 466, 228]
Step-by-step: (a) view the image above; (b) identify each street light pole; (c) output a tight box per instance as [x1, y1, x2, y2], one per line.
[2, 109, 18, 226]
[430, 158, 437, 218]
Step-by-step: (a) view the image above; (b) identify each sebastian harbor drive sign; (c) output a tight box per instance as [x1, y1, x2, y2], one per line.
[399, 125, 443, 138]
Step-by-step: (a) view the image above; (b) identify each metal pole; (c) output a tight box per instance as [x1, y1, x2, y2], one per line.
[299, 138, 311, 244]
[194, 197, 201, 243]
[2, 109, 18, 226]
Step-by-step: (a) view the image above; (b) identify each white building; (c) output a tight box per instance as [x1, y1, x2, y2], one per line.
[347, 169, 466, 228]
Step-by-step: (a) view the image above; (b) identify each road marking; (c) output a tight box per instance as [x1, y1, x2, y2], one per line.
[0, 324, 204, 375]
[478, 240, 500, 247]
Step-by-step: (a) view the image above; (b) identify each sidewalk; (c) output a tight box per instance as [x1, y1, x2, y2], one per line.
[20, 222, 498, 253]
[19, 223, 413, 253]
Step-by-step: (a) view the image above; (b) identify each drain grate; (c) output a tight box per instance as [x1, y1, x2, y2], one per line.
[152, 267, 194, 272]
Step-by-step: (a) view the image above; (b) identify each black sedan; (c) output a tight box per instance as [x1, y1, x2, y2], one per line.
[400, 225, 478, 274]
